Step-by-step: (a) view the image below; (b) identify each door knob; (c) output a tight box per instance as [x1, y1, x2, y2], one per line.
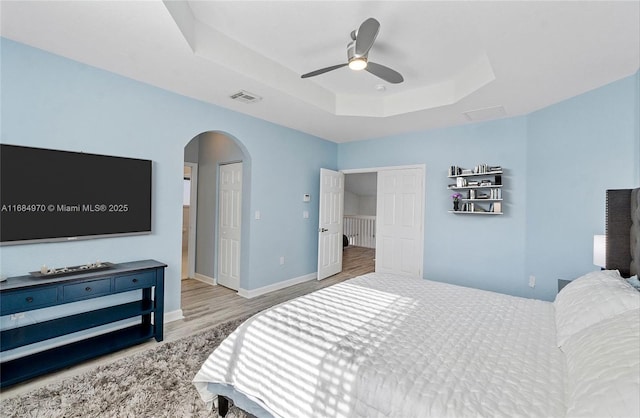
[319, 228, 328, 232]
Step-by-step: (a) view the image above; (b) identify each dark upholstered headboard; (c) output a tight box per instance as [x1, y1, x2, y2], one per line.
[606, 188, 640, 278]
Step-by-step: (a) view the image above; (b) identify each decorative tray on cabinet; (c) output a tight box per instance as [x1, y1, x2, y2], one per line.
[29, 262, 115, 278]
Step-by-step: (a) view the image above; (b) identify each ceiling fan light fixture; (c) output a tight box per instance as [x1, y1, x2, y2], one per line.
[300, 18, 403, 83]
[349, 58, 368, 71]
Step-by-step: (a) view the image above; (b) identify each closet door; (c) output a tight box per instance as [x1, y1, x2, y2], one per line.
[218, 162, 242, 290]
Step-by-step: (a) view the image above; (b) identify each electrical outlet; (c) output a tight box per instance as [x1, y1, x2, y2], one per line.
[528, 275, 536, 288]
[11, 313, 25, 320]
[279, 256, 285, 265]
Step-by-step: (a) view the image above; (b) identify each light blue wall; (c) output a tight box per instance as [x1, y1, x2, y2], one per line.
[247, 127, 335, 285]
[525, 72, 640, 299]
[339, 72, 639, 301]
[339, 117, 530, 297]
[0, 39, 337, 319]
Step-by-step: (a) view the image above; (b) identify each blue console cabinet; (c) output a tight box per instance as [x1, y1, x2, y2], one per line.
[0, 259, 166, 388]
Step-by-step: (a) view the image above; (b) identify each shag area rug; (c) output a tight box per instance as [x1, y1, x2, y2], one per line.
[1, 316, 253, 418]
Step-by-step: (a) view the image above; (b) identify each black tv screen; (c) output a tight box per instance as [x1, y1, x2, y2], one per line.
[1, 144, 152, 245]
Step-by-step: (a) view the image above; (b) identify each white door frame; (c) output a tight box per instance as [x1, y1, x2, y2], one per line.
[185, 162, 198, 279]
[341, 164, 425, 277]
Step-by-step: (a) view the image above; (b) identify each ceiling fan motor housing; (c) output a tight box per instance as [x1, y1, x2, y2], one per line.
[347, 41, 367, 64]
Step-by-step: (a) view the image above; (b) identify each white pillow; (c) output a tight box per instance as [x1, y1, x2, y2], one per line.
[554, 270, 640, 347]
[628, 275, 640, 290]
[563, 308, 640, 418]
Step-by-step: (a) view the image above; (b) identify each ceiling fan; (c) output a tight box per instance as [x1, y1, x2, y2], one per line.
[301, 17, 404, 84]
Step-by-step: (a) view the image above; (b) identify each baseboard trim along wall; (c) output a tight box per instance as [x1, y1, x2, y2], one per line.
[164, 309, 184, 323]
[238, 272, 318, 299]
[193, 273, 216, 286]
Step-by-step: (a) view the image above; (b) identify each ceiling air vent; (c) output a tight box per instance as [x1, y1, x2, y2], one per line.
[230, 90, 262, 104]
[463, 105, 506, 122]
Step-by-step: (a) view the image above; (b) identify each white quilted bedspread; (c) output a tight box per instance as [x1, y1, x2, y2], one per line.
[194, 273, 566, 418]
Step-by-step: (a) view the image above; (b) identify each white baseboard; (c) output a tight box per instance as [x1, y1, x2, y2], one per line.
[193, 273, 216, 286]
[238, 272, 317, 299]
[164, 309, 184, 323]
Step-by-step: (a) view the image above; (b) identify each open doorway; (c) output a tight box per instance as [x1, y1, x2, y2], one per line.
[182, 163, 197, 280]
[332, 164, 424, 279]
[182, 131, 249, 295]
[343, 172, 377, 276]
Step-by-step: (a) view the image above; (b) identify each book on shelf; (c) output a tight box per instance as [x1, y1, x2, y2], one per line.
[489, 188, 502, 199]
[460, 202, 476, 212]
[449, 164, 502, 176]
[492, 202, 502, 213]
[448, 166, 463, 176]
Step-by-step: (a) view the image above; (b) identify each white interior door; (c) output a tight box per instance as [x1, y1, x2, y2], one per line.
[218, 162, 242, 290]
[376, 168, 424, 277]
[317, 168, 344, 280]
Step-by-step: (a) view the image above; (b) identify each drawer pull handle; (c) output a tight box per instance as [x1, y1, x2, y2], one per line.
[26, 297, 34, 303]
[132, 278, 138, 283]
[85, 287, 92, 292]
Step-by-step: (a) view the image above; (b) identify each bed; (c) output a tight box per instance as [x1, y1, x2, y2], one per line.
[194, 188, 640, 418]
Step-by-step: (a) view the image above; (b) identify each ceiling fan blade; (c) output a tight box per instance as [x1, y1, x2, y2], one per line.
[301, 63, 348, 79]
[366, 62, 404, 84]
[355, 18, 380, 56]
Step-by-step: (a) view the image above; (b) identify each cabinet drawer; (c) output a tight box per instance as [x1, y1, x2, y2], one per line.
[63, 278, 111, 301]
[1, 287, 58, 315]
[114, 271, 155, 291]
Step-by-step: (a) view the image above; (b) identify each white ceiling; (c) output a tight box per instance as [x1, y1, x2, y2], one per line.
[1, 1, 638, 143]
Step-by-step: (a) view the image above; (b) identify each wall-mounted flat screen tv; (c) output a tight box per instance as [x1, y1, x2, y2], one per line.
[0, 144, 152, 246]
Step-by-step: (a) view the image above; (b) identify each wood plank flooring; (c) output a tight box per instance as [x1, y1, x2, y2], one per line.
[1, 246, 374, 399]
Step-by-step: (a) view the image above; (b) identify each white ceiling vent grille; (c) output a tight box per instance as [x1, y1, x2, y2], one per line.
[463, 105, 506, 122]
[230, 90, 262, 104]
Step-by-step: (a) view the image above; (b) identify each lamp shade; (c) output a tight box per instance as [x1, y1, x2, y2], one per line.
[593, 235, 606, 267]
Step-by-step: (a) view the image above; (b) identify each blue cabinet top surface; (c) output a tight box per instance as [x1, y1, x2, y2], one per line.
[0, 259, 166, 291]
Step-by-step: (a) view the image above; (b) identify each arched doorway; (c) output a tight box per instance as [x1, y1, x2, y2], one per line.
[182, 131, 251, 294]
